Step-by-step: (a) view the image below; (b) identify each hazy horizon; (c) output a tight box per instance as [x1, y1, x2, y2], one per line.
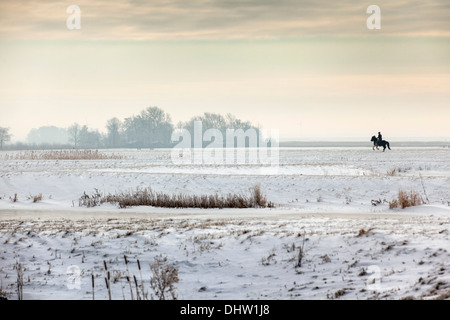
[1, 1, 449, 143]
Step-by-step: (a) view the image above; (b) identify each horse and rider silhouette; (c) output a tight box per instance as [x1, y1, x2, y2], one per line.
[371, 131, 391, 151]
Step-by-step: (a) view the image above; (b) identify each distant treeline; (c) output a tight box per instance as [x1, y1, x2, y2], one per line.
[2, 107, 261, 150]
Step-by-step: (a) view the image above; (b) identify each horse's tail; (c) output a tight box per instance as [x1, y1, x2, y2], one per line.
[387, 142, 391, 150]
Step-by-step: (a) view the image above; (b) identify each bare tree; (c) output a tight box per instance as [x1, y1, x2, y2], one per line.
[0, 127, 12, 150]
[123, 107, 174, 148]
[68, 123, 81, 148]
[106, 118, 122, 148]
[180, 113, 259, 147]
[79, 125, 101, 149]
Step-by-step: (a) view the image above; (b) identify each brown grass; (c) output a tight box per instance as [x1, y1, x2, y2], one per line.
[33, 194, 43, 203]
[357, 228, 375, 237]
[2, 150, 124, 160]
[15, 261, 24, 300]
[387, 167, 398, 176]
[389, 189, 423, 209]
[79, 185, 274, 209]
[433, 289, 450, 300]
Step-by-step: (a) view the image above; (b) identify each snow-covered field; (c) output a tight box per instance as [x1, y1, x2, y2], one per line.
[0, 147, 449, 300]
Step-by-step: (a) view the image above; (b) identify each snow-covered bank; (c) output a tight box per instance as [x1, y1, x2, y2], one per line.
[0, 209, 449, 300]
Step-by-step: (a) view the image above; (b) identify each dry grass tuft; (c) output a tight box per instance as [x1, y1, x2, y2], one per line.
[357, 228, 375, 237]
[334, 289, 346, 299]
[389, 189, 423, 209]
[433, 289, 450, 300]
[2, 149, 124, 160]
[14, 261, 24, 300]
[150, 255, 179, 300]
[79, 185, 274, 209]
[387, 167, 398, 176]
[10, 193, 18, 203]
[33, 194, 43, 203]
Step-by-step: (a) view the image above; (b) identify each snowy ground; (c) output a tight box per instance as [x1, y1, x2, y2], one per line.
[0, 147, 449, 300]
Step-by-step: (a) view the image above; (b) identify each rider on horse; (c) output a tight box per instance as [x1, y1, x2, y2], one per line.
[371, 132, 391, 151]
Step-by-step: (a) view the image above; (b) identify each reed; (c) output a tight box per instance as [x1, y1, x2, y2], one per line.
[79, 185, 274, 209]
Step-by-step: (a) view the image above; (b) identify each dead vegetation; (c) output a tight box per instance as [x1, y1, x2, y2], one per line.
[1, 149, 124, 160]
[261, 249, 277, 266]
[10, 193, 18, 203]
[0, 287, 7, 300]
[334, 288, 346, 299]
[389, 189, 423, 209]
[79, 185, 274, 209]
[14, 261, 24, 300]
[296, 232, 307, 268]
[433, 289, 450, 300]
[32, 194, 43, 203]
[96, 255, 178, 300]
[8, 193, 44, 203]
[387, 167, 399, 176]
[387, 166, 413, 176]
[150, 255, 179, 300]
[357, 228, 375, 237]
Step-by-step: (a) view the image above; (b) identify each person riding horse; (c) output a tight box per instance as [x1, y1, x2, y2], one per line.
[371, 132, 391, 151]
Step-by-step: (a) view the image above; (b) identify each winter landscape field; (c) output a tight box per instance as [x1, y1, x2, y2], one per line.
[0, 146, 449, 300]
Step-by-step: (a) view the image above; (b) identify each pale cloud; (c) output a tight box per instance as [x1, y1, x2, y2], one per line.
[0, 0, 449, 40]
[0, 1, 449, 140]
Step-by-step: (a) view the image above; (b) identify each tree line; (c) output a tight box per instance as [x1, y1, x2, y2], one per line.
[0, 107, 260, 150]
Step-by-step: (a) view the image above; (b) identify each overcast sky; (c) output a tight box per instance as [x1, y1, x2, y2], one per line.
[0, 0, 449, 141]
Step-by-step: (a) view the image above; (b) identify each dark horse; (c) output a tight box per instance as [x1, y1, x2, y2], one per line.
[371, 136, 391, 152]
